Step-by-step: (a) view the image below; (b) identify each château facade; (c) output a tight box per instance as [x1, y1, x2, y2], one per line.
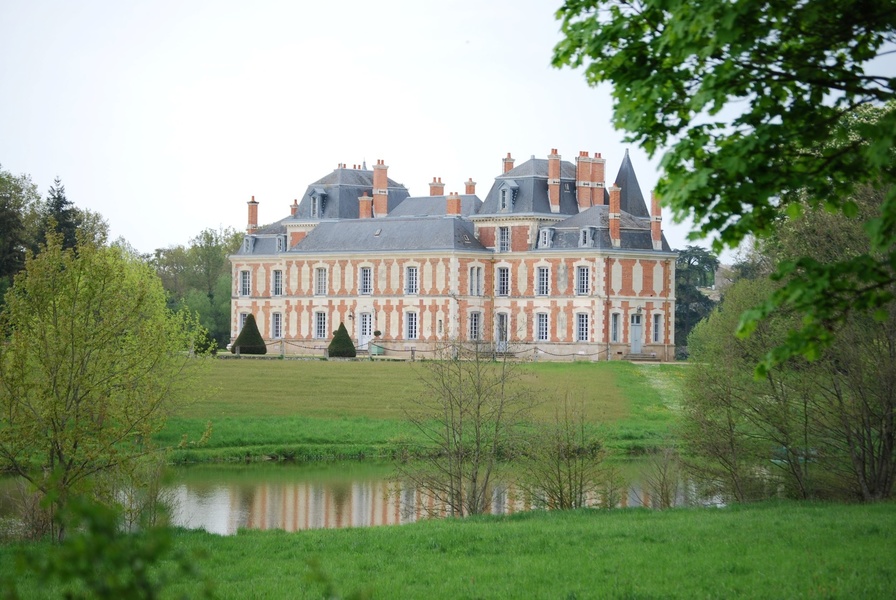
[230, 148, 677, 361]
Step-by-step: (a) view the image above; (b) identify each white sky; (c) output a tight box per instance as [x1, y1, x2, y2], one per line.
[0, 0, 721, 258]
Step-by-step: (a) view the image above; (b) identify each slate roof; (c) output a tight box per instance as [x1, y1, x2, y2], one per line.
[291, 216, 488, 253]
[290, 166, 410, 220]
[387, 195, 482, 218]
[613, 150, 650, 218]
[479, 159, 580, 215]
[536, 206, 672, 252]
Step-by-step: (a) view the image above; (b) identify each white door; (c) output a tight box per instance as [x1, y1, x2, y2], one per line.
[496, 313, 509, 353]
[630, 314, 643, 354]
[359, 313, 373, 350]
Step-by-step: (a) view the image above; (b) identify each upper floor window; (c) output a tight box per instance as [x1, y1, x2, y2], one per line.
[359, 266, 373, 295]
[405, 311, 418, 340]
[498, 226, 510, 252]
[271, 312, 283, 339]
[539, 228, 553, 248]
[311, 190, 326, 218]
[469, 311, 482, 341]
[576, 313, 589, 342]
[272, 270, 283, 296]
[579, 227, 595, 248]
[653, 313, 662, 343]
[314, 312, 327, 339]
[499, 189, 509, 211]
[536, 313, 549, 342]
[276, 236, 284, 252]
[240, 270, 251, 296]
[315, 267, 327, 295]
[576, 266, 590, 295]
[496, 266, 510, 297]
[536, 266, 550, 296]
[469, 266, 483, 296]
[405, 266, 419, 295]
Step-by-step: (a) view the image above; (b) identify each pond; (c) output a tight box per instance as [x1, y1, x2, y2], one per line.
[1, 461, 700, 536]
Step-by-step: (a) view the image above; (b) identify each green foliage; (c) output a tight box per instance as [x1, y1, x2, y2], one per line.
[674, 246, 720, 348]
[230, 313, 267, 355]
[0, 234, 205, 539]
[327, 322, 356, 358]
[554, 0, 896, 365]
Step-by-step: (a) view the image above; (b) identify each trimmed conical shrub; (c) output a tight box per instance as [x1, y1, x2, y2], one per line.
[328, 321, 356, 358]
[230, 314, 267, 355]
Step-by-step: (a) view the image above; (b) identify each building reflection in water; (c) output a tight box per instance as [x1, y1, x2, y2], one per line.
[168, 475, 671, 535]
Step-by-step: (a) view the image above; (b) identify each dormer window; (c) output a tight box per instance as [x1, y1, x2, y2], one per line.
[310, 188, 327, 218]
[539, 228, 554, 249]
[243, 236, 255, 253]
[497, 181, 518, 212]
[579, 227, 595, 248]
[276, 235, 285, 252]
[500, 189, 509, 211]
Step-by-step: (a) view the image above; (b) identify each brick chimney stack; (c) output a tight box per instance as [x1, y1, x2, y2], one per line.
[447, 191, 461, 215]
[592, 152, 606, 204]
[372, 159, 388, 217]
[503, 152, 515, 174]
[247, 195, 258, 234]
[609, 184, 621, 248]
[575, 151, 592, 212]
[465, 178, 476, 195]
[290, 199, 298, 217]
[548, 149, 561, 213]
[429, 177, 445, 196]
[359, 191, 373, 219]
[651, 190, 663, 250]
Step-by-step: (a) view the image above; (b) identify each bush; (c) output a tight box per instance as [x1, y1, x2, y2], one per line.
[230, 314, 267, 355]
[327, 322, 356, 358]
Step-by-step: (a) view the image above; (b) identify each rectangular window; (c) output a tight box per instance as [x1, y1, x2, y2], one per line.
[576, 313, 589, 342]
[469, 266, 483, 296]
[498, 226, 510, 252]
[405, 266, 419, 295]
[315, 267, 327, 295]
[536, 266, 549, 296]
[536, 313, 549, 342]
[496, 266, 510, 296]
[314, 312, 327, 339]
[359, 266, 372, 295]
[240, 270, 251, 296]
[469, 312, 482, 340]
[405, 312, 418, 340]
[576, 266, 590, 295]
[611, 313, 620, 343]
[653, 313, 661, 343]
[272, 270, 283, 296]
[239, 312, 248, 332]
[271, 312, 283, 339]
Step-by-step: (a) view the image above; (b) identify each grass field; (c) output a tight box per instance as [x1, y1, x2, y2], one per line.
[3, 501, 893, 598]
[160, 359, 681, 462]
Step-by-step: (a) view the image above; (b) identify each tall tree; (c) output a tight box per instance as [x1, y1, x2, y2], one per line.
[41, 177, 80, 250]
[554, 0, 896, 368]
[674, 246, 720, 348]
[0, 234, 205, 540]
[0, 166, 40, 299]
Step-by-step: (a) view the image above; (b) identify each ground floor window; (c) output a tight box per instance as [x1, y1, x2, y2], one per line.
[314, 312, 327, 339]
[469, 311, 482, 340]
[576, 313, 589, 342]
[611, 313, 620, 342]
[653, 313, 661, 343]
[405, 312, 418, 340]
[272, 312, 282, 339]
[536, 313, 549, 342]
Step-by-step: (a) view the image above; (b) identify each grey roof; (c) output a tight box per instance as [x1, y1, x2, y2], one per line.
[388, 195, 482, 217]
[536, 205, 673, 252]
[613, 150, 650, 218]
[290, 166, 410, 220]
[479, 158, 580, 216]
[292, 216, 488, 253]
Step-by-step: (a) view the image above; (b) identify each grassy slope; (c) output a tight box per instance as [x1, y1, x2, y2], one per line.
[159, 360, 679, 462]
[4, 501, 893, 599]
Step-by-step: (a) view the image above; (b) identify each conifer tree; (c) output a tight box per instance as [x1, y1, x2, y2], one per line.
[327, 322, 356, 358]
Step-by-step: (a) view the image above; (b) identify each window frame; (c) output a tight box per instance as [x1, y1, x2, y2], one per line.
[359, 266, 373, 295]
[240, 270, 251, 296]
[315, 267, 327, 296]
[576, 265, 590, 295]
[272, 269, 283, 296]
[498, 226, 510, 252]
[536, 266, 550, 296]
[496, 266, 510, 296]
[271, 312, 283, 339]
[576, 313, 589, 342]
[468, 311, 482, 340]
[314, 312, 327, 339]
[653, 313, 661, 343]
[536, 312, 549, 342]
[469, 266, 483, 296]
[405, 311, 418, 340]
[405, 265, 419, 295]
[611, 313, 620, 343]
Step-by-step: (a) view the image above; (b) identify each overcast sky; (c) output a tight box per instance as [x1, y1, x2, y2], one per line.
[1, 0, 722, 258]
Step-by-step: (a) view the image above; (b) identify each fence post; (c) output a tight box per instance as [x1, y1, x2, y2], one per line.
[410, 348, 416, 362]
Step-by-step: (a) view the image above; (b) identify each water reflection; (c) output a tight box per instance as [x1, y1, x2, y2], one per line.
[166, 463, 688, 535]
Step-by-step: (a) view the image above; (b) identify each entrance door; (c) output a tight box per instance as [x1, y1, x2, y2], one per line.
[630, 313, 643, 354]
[358, 313, 373, 350]
[496, 313, 509, 353]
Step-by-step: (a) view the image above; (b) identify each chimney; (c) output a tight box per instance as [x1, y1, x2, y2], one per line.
[359, 191, 373, 219]
[447, 191, 461, 215]
[290, 199, 298, 217]
[465, 178, 476, 195]
[575, 151, 592, 212]
[429, 177, 445, 196]
[548, 149, 561, 213]
[373, 159, 388, 217]
[651, 190, 663, 250]
[247, 195, 258, 234]
[592, 152, 606, 204]
[503, 152, 515, 174]
[609, 185, 621, 248]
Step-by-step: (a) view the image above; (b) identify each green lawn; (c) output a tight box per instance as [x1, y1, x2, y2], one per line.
[4, 501, 893, 599]
[161, 359, 680, 462]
